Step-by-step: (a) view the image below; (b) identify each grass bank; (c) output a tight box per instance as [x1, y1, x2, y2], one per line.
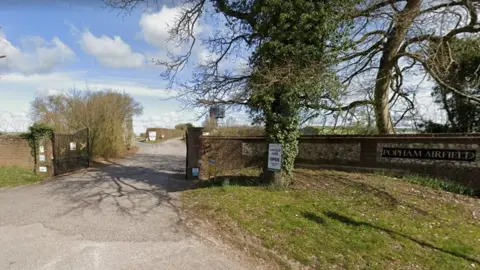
[183, 168, 480, 269]
[0, 167, 44, 188]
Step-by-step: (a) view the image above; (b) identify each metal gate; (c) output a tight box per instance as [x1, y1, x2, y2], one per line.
[53, 128, 90, 175]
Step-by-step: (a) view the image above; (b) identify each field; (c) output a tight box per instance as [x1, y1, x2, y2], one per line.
[183, 168, 480, 269]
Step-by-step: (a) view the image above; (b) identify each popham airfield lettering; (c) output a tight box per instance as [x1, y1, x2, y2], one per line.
[381, 148, 476, 162]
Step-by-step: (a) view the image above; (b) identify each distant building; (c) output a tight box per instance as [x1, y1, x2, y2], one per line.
[144, 127, 184, 141]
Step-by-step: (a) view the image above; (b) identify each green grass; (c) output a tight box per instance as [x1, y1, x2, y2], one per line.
[402, 174, 476, 196]
[183, 168, 480, 269]
[0, 167, 44, 188]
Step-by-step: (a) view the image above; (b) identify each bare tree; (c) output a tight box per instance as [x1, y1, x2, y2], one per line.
[32, 90, 143, 157]
[337, 0, 480, 133]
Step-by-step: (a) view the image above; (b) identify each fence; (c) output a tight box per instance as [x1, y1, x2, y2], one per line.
[198, 133, 480, 190]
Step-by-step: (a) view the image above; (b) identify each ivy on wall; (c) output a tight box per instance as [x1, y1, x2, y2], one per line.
[21, 123, 54, 161]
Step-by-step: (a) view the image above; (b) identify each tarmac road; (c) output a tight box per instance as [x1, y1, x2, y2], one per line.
[0, 138, 257, 270]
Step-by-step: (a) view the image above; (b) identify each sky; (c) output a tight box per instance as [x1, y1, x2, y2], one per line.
[0, 0, 241, 134]
[0, 0, 447, 134]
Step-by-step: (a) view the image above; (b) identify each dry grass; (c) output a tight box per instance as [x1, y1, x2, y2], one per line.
[183, 168, 480, 269]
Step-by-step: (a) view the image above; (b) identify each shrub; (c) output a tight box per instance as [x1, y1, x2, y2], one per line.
[31, 90, 143, 158]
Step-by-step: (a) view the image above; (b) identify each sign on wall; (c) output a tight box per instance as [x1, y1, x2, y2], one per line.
[39, 154, 45, 162]
[70, 142, 76, 151]
[39, 146, 45, 153]
[192, 167, 199, 177]
[149, 131, 157, 141]
[382, 148, 476, 162]
[268, 143, 282, 171]
[39, 166, 47, 173]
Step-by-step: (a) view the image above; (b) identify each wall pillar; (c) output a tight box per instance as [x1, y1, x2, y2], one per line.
[36, 136, 54, 177]
[186, 127, 204, 180]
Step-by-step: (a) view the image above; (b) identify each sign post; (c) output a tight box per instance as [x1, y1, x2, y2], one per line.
[268, 143, 282, 172]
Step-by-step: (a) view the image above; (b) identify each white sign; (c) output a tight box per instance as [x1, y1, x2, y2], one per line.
[70, 142, 76, 151]
[39, 146, 45, 153]
[149, 131, 157, 141]
[39, 166, 47, 173]
[39, 154, 45, 162]
[268, 143, 282, 171]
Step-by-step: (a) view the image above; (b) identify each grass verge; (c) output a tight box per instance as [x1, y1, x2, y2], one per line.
[183, 168, 480, 269]
[0, 167, 44, 188]
[401, 174, 476, 196]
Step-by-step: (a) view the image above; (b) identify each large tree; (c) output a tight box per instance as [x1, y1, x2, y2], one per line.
[106, 0, 358, 185]
[337, 0, 480, 134]
[424, 37, 480, 132]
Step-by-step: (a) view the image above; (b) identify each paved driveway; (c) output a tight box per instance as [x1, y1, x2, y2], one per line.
[0, 139, 254, 270]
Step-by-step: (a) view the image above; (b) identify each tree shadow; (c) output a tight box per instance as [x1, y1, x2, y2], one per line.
[47, 153, 194, 219]
[301, 212, 325, 224]
[334, 176, 436, 218]
[197, 175, 262, 188]
[301, 211, 480, 264]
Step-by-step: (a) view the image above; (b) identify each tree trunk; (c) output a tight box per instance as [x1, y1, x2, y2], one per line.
[261, 91, 300, 186]
[374, 0, 421, 134]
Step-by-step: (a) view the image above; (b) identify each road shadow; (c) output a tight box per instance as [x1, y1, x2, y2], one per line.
[47, 153, 194, 218]
[302, 211, 479, 264]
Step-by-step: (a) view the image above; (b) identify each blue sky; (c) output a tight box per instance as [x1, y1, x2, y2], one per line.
[0, 0, 446, 133]
[0, 0, 232, 134]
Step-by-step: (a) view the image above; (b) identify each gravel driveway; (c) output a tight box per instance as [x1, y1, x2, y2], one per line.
[0, 139, 255, 270]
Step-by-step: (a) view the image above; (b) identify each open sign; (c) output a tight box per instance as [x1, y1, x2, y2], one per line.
[267, 143, 282, 171]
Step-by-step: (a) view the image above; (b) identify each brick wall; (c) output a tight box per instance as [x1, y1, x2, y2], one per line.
[0, 135, 35, 170]
[199, 134, 480, 190]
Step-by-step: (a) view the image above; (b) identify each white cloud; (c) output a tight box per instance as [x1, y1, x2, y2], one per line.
[0, 31, 75, 74]
[139, 6, 184, 51]
[134, 110, 201, 134]
[0, 72, 173, 98]
[80, 30, 145, 68]
[0, 72, 180, 133]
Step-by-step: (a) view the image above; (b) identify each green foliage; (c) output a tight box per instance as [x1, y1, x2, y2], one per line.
[21, 123, 54, 158]
[419, 121, 452, 133]
[428, 37, 480, 132]
[0, 167, 44, 188]
[244, 0, 357, 184]
[402, 175, 476, 197]
[301, 125, 377, 135]
[175, 123, 194, 130]
[184, 168, 480, 268]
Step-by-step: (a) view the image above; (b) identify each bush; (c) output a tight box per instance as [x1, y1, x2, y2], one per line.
[31, 90, 143, 158]
[175, 123, 194, 130]
[209, 125, 265, 136]
[403, 175, 476, 196]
